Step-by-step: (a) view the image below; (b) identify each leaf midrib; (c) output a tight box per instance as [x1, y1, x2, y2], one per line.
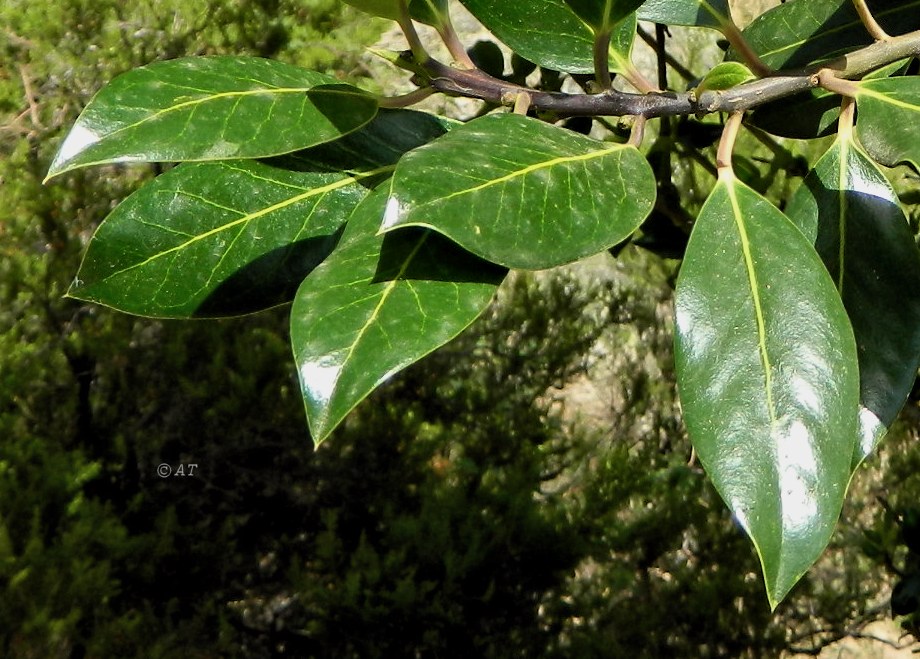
[856, 84, 919, 112]
[315, 232, 430, 431]
[727, 180, 777, 424]
[100, 86, 368, 142]
[409, 143, 623, 210]
[755, 1, 920, 62]
[97, 165, 392, 282]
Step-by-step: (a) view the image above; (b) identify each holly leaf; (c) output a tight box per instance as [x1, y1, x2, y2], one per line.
[855, 77, 920, 172]
[736, 0, 920, 70]
[291, 188, 506, 444]
[67, 109, 447, 318]
[786, 127, 920, 462]
[562, 0, 645, 31]
[46, 56, 377, 179]
[382, 113, 655, 269]
[636, 0, 730, 29]
[459, 0, 635, 74]
[675, 173, 859, 609]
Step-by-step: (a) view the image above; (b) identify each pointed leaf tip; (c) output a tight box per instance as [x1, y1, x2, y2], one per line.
[675, 176, 859, 607]
[292, 188, 506, 443]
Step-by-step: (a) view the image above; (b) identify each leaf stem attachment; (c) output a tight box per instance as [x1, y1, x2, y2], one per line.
[852, 0, 890, 41]
[720, 21, 772, 78]
[397, 1, 428, 64]
[435, 15, 476, 69]
[716, 111, 744, 177]
[513, 91, 532, 116]
[594, 29, 613, 89]
[838, 95, 856, 141]
[815, 69, 861, 98]
[628, 116, 646, 148]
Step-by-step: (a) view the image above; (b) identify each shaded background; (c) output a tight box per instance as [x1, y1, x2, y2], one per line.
[3, 1, 920, 656]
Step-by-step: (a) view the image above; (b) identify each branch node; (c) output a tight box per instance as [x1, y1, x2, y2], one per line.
[816, 69, 860, 97]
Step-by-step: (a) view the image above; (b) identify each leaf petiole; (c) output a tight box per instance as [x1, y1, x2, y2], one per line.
[716, 111, 744, 174]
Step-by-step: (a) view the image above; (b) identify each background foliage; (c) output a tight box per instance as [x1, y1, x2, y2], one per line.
[3, 0, 920, 656]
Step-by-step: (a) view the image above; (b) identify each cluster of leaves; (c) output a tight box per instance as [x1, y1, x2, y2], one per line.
[43, 0, 920, 608]
[0, 0, 380, 654]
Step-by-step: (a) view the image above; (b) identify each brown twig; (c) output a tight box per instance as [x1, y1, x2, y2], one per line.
[411, 28, 920, 118]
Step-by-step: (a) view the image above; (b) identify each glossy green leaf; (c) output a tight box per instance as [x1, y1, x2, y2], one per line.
[46, 56, 378, 179]
[786, 131, 920, 462]
[855, 77, 920, 172]
[749, 60, 911, 140]
[343, 0, 447, 25]
[736, 0, 920, 70]
[68, 161, 372, 318]
[694, 62, 755, 94]
[382, 113, 655, 270]
[291, 188, 506, 444]
[562, 0, 645, 30]
[459, 0, 636, 74]
[636, 0, 730, 29]
[68, 109, 448, 318]
[675, 174, 859, 608]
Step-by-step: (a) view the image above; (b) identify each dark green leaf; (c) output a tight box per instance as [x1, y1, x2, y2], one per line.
[748, 59, 911, 140]
[68, 160, 373, 318]
[343, 0, 448, 25]
[749, 89, 840, 140]
[46, 56, 377, 179]
[409, 0, 449, 26]
[459, 0, 635, 73]
[291, 188, 506, 444]
[636, 0, 730, 29]
[294, 108, 452, 172]
[855, 77, 920, 172]
[786, 130, 920, 462]
[736, 0, 920, 70]
[675, 175, 859, 608]
[383, 113, 655, 269]
[562, 0, 645, 30]
[68, 109, 447, 318]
